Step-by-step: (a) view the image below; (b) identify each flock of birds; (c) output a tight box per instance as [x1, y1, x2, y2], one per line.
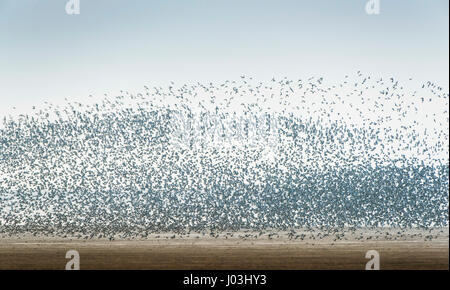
[0, 73, 448, 240]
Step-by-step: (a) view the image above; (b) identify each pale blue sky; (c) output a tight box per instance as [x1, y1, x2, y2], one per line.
[0, 0, 448, 115]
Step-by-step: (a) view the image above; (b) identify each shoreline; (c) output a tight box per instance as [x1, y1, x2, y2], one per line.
[1, 228, 448, 269]
[1, 227, 447, 243]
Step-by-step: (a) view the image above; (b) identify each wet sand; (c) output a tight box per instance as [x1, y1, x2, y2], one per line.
[0, 228, 448, 270]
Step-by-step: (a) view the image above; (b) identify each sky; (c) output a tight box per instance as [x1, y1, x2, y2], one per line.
[0, 0, 448, 117]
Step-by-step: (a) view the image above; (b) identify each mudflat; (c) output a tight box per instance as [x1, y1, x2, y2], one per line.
[0, 228, 448, 270]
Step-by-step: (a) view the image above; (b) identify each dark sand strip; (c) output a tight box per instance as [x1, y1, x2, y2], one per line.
[0, 240, 447, 270]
